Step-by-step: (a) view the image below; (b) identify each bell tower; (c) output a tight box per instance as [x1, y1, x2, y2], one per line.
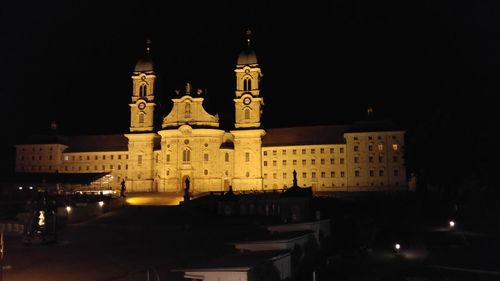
[125, 39, 157, 192]
[130, 39, 156, 132]
[234, 30, 263, 129]
[231, 31, 266, 191]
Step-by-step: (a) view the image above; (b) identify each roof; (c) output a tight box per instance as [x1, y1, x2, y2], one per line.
[177, 250, 290, 272]
[10, 172, 109, 185]
[64, 134, 128, 152]
[134, 55, 154, 73]
[237, 48, 258, 65]
[229, 230, 314, 244]
[262, 125, 349, 147]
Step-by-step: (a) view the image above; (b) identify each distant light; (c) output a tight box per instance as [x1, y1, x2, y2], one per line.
[18, 186, 23, 190]
[66, 206, 72, 213]
[29, 186, 33, 190]
[98, 201, 104, 207]
[395, 243, 401, 250]
[449, 220, 455, 228]
[38, 211, 45, 226]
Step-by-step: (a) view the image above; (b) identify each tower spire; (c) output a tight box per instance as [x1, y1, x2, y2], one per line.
[146, 38, 151, 55]
[246, 29, 252, 47]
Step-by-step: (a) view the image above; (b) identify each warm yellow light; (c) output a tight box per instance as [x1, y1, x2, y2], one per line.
[66, 206, 71, 213]
[38, 211, 45, 226]
[125, 195, 183, 206]
[98, 201, 104, 207]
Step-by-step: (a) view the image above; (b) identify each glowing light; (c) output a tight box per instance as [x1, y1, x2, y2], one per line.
[98, 201, 104, 207]
[125, 195, 183, 206]
[395, 243, 401, 250]
[449, 220, 455, 228]
[38, 211, 45, 226]
[29, 186, 33, 190]
[18, 186, 23, 190]
[66, 206, 72, 213]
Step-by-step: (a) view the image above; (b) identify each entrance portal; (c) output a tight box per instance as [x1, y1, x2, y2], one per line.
[181, 175, 191, 193]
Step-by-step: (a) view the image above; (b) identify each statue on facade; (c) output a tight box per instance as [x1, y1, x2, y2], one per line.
[293, 169, 298, 187]
[120, 179, 126, 197]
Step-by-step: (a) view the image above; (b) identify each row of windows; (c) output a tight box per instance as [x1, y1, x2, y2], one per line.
[21, 147, 56, 152]
[63, 154, 129, 161]
[21, 164, 129, 172]
[353, 144, 399, 152]
[159, 152, 234, 164]
[263, 158, 346, 166]
[263, 147, 344, 156]
[263, 169, 400, 179]
[354, 135, 399, 141]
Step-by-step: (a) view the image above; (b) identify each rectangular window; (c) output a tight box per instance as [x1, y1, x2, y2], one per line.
[354, 146, 359, 152]
[64, 155, 69, 161]
[293, 149, 297, 155]
[393, 156, 398, 162]
[118, 165, 121, 170]
[126, 155, 129, 160]
[125, 164, 128, 170]
[340, 148, 344, 153]
[273, 160, 277, 166]
[354, 157, 359, 163]
[330, 158, 335, 165]
[331, 171, 335, 178]
[94, 165, 97, 170]
[302, 172, 307, 178]
[282, 160, 287, 166]
[330, 148, 334, 153]
[102, 165, 105, 170]
[272, 150, 277, 156]
[311, 149, 316, 154]
[138, 155, 142, 165]
[264, 173, 268, 179]
[368, 145, 373, 151]
[79, 156, 82, 160]
[321, 159, 325, 165]
[111, 155, 114, 160]
[378, 144, 384, 151]
[369, 136, 373, 140]
[379, 156, 383, 163]
[264, 161, 268, 167]
[355, 170, 360, 177]
[370, 170, 374, 177]
[273, 173, 277, 179]
[293, 160, 297, 165]
[340, 158, 345, 164]
[302, 159, 306, 165]
[282, 150, 286, 155]
[379, 170, 384, 177]
[312, 172, 317, 178]
[103, 155, 106, 160]
[72, 156, 75, 161]
[321, 172, 325, 178]
[245, 152, 250, 162]
[204, 153, 209, 161]
[86, 166, 89, 171]
[49, 156, 52, 160]
[369, 156, 373, 163]
[110, 165, 113, 169]
[95, 155, 98, 160]
[311, 159, 316, 165]
[354, 137, 358, 140]
[166, 154, 170, 162]
[118, 155, 122, 160]
[283, 172, 287, 179]
[341, 171, 345, 177]
[65, 166, 68, 171]
[302, 149, 306, 154]
[263, 151, 268, 156]
[320, 148, 325, 154]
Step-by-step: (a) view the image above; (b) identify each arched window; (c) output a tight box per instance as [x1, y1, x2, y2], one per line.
[140, 84, 147, 97]
[244, 108, 250, 120]
[139, 113, 145, 124]
[183, 149, 191, 162]
[243, 79, 252, 91]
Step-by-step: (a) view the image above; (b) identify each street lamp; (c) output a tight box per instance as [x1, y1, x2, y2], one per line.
[66, 206, 71, 213]
[394, 243, 401, 255]
[449, 220, 455, 229]
[98, 201, 104, 207]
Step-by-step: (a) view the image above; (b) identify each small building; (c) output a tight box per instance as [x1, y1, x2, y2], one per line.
[267, 219, 331, 244]
[229, 230, 314, 253]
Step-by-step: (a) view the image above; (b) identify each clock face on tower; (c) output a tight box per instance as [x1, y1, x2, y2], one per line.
[138, 102, 146, 110]
[243, 97, 251, 105]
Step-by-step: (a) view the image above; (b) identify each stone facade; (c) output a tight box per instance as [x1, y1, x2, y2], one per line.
[15, 39, 407, 193]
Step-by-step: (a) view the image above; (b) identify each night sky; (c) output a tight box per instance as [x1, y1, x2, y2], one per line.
[1, 1, 499, 174]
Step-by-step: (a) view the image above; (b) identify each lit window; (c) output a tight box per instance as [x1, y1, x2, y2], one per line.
[392, 144, 398, 151]
[378, 144, 384, 151]
[64, 155, 69, 161]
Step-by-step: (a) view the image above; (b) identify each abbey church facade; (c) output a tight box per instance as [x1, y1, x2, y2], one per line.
[15, 38, 407, 193]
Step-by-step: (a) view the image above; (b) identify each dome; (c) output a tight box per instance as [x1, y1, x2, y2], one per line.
[237, 48, 258, 65]
[134, 56, 154, 73]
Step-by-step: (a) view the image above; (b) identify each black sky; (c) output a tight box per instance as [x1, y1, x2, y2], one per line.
[1, 1, 500, 173]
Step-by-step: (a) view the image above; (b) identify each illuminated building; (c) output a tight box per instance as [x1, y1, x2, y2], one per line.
[15, 35, 406, 193]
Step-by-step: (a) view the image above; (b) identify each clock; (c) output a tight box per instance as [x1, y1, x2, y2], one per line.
[138, 102, 146, 110]
[243, 97, 251, 105]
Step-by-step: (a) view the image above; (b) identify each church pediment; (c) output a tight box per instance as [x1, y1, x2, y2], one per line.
[162, 90, 219, 129]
